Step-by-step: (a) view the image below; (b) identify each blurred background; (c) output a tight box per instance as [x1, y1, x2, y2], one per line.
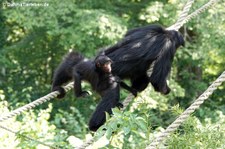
[0, 0, 225, 148]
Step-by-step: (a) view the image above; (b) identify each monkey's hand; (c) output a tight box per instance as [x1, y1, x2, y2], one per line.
[131, 89, 138, 97]
[116, 102, 124, 109]
[52, 86, 66, 99]
[152, 83, 171, 95]
[163, 86, 171, 95]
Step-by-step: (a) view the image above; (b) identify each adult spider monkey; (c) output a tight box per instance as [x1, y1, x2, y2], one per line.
[102, 24, 185, 94]
[52, 52, 137, 131]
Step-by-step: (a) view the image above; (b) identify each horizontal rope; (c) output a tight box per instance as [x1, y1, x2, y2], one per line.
[0, 125, 58, 149]
[0, 82, 74, 122]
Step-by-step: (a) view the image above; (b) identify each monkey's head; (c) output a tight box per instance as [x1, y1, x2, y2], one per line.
[95, 55, 112, 73]
[169, 30, 185, 48]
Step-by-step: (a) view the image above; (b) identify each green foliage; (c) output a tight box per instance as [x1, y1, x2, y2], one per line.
[167, 112, 225, 148]
[53, 106, 88, 138]
[59, 9, 127, 56]
[0, 0, 225, 148]
[0, 2, 6, 50]
[0, 92, 66, 148]
[94, 108, 151, 148]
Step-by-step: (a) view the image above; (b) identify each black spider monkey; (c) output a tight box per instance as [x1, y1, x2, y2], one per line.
[102, 24, 185, 94]
[52, 52, 137, 131]
[52, 24, 184, 131]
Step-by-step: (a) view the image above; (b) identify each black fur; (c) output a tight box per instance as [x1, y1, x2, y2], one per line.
[52, 52, 84, 98]
[88, 76, 120, 131]
[51, 52, 136, 131]
[51, 24, 184, 131]
[103, 24, 184, 94]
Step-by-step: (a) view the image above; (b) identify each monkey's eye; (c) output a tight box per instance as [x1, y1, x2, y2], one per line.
[104, 62, 111, 65]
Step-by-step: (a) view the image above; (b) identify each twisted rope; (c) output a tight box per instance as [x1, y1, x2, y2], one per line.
[146, 1, 220, 147]
[180, 0, 218, 29]
[122, 94, 134, 111]
[0, 125, 58, 149]
[147, 61, 156, 77]
[76, 138, 95, 149]
[0, 82, 74, 122]
[167, 0, 219, 31]
[167, 0, 195, 31]
[146, 71, 225, 149]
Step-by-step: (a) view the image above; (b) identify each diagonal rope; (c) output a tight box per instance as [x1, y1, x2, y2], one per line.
[168, 0, 195, 31]
[76, 138, 95, 149]
[178, 0, 219, 30]
[0, 82, 74, 122]
[0, 125, 59, 149]
[146, 71, 225, 149]
[146, 1, 220, 148]
[167, 0, 219, 31]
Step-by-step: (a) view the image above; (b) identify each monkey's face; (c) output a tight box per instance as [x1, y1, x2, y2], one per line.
[95, 55, 112, 73]
[101, 62, 112, 73]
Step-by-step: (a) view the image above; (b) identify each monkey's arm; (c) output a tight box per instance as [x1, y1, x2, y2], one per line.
[74, 71, 89, 98]
[120, 81, 137, 97]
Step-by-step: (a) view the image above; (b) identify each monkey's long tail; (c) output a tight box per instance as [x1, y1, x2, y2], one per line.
[64, 51, 85, 66]
[51, 51, 84, 93]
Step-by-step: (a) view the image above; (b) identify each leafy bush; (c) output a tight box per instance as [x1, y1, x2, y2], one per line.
[0, 91, 68, 148]
[167, 112, 225, 148]
[1, 0, 225, 148]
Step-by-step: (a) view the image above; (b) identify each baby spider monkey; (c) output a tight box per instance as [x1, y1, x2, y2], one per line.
[52, 51, 137, 131]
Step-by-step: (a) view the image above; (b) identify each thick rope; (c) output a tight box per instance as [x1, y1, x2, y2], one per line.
[176, 0, 195, 24]
[0, 125, 58, 149]
[76, 138, 95, 149]
[167, 0, 219, 31]
[168, 0, 195, 31]
[122, 94, 134, 110]
[0, 82, 74, 122]
[180, 0, 219, 29]
[146, 71, 225, 149]
[146, 1, 220, 147]
[147, 61, 156, 77]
